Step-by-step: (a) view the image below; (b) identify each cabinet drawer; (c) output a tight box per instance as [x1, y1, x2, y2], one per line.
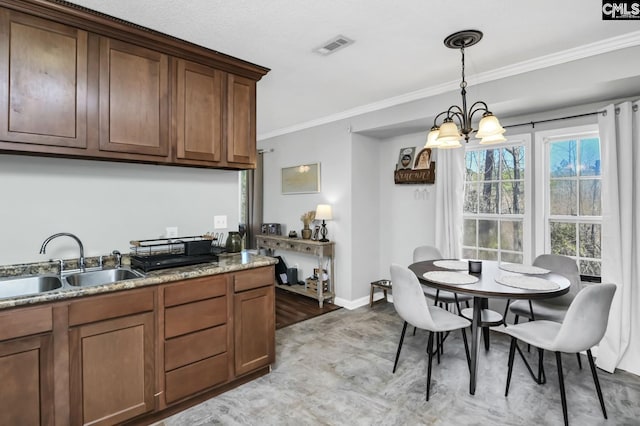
[69, 289, 154, 326]
[164, 325, 227, 371]
[165, 353, 228, 404]
[165, 296, 226, 338]
[0, 305, 52, 341]
[233, 267, 274, 293]
[164, 275, 227, 307]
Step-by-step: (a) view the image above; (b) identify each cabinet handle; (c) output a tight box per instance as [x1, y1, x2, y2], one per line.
[305, 247, 311, 251]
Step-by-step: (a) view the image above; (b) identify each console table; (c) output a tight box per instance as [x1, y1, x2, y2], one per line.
[256, 235, 335, 307]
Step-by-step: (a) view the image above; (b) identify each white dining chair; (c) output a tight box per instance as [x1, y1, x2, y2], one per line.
[501, 283, 616, 426]
[390, 264, 471, 401]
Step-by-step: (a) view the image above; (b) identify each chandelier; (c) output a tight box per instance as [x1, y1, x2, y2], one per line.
[426, 30, 506, 149]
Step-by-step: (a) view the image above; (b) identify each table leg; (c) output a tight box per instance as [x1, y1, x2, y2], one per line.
[470, 296, 482, 395]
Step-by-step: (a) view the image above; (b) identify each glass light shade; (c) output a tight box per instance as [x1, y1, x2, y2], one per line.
[424, 128, 441, 148]
[479, 132, 507, 144]
[475, 114, 505, 138]
[315, 204, 333, 221]
[436, 120, 462, 143]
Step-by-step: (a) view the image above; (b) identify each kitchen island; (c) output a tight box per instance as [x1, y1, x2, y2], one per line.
[0, 252, 277, 425]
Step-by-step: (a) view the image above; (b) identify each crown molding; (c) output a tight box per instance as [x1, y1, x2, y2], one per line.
[258, 30, 640, 141]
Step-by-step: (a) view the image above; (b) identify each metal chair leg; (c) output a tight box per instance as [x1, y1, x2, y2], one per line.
[393, 321, 408, 373]
[555, 352, 569, 426]
[505, 337, 517, 396]
[587, 349, 608, 419]
[461, 328, 471, 372]
[426, 331, 434, 401]
[537, 347, 546, 384]
[576, 352, 583, 369]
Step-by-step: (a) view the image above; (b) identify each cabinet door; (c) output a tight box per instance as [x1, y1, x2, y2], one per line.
[175, 59, 223, 163]
[226, 74, 256, 166]
[0, 10, 87, 149]
[234, 285, 275, 376]
[0, 334, 54, 426]
[69, 312, 155, 426]
[99, 37, 169, 157]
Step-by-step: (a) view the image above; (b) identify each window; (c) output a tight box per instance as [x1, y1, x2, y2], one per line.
[536, 126, 601, 277]
[462, 135, 530, 263]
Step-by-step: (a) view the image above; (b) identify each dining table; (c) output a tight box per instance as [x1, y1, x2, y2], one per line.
[408, 259, 570, 395]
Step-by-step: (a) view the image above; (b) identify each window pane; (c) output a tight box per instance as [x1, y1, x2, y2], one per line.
[466, 151, 484, 181]
[463, 219, 477, 246]
[550, 140, 577, 177]
[464, 183, 478, 213]
[478, 219, 498, 249]
[580, 138, 601, 177]
[479, 149, 500, 181]
[550, 221, 576, 256]
[501, 146, 525, 180]
[501, 252, 523, 263]
[477, 249, 498, 261]
[479, 183, 499, 214]
[579, 223, 601, 258]
[462, 248, 477, 259]
[501, 181, 525, 214]
[579, 179, 601, 216]
[550, 180, 577, 215]
[500, 220, 523, 251]
[580, 260, 601, 277]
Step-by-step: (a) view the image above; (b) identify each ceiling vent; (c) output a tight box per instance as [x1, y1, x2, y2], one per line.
[313, 35, 354, 55]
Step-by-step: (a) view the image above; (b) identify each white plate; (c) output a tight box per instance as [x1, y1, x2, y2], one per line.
[423, 271, 479, 285]
[499, 263, 549, 275]
[433, 260, 468, 271]
[495, 275, 559, 291]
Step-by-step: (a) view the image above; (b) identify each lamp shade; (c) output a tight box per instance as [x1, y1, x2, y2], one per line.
[479, 132, 507, 144]
[475, 113, 505, 138]
[436, 120, 462, 143]
[315, 204, 333, 221]
[424, 128, 441, 148]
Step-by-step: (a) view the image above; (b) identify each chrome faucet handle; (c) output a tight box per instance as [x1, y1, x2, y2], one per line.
[99, 255, 104, 268]
[51, 259, 63, 276]
[112, 250, 122, 268]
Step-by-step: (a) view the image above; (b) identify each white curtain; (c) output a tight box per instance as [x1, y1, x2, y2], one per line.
[596, 101, 640, 375]
[434, 148, 466, 258]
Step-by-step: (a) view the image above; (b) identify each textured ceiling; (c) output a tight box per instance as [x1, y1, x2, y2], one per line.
[67, 0, 640, 139]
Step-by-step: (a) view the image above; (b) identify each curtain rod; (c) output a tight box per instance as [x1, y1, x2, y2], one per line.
[502, 110, 606, 130]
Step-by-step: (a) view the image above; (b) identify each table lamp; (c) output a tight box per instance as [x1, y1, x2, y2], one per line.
[315, 204, 333, 242]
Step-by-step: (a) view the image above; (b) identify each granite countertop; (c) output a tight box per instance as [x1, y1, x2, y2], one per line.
[0, 252, 277, 310]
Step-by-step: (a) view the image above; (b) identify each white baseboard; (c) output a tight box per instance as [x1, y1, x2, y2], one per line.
[334, 293, 393, 310]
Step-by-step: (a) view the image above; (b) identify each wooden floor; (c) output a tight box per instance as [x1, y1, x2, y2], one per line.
[275, 287, 341, 329]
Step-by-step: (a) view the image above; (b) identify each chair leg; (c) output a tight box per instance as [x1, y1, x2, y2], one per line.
[436, 332, 441, 364]
[555, 352, 569, 426]
[587, 349, 608, 419]
[576, 352, 583, 369]
[393, 321, 408, 373]
[514, 314, 520, 324]
[461, 328, 471, 372]
[505, 337, 517, 397]
[503, 299, 511, 325]
[426, 331, 434, 401]
[537, 347, 546, 384]
[413, 326, 417, 336]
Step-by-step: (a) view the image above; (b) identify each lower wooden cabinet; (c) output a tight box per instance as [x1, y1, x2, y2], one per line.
[0, 334, 54, 425]
[233, 267, 275, 376]
[68, 289, 156, 426]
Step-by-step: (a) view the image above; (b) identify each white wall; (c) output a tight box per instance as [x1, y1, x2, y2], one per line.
[0, 155, 240, 264]
[259, 120, 352, 302]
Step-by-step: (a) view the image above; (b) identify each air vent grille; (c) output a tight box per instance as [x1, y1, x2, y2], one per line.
[314, 35, 354, 55]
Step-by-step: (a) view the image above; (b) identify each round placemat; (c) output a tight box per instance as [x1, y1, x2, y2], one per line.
[499, 263, 549, 275]
[433, 260, 468, 271]
[495, 275, 559, 291]
[423, 271, 479, 285]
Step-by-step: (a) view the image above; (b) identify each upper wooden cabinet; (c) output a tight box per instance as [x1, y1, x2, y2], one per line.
[0, 9, 87, 150]
[227, 74, 257, 166]
[0, 0, 268, 169]
[173, 58, 223, 164]
[98, 37, 170, 158]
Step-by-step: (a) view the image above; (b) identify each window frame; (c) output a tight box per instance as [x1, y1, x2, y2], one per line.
[462, 133, 533, 263]
[534, 124, 601, 279]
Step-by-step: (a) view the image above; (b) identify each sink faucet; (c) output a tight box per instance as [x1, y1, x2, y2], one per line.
[40, 233, 85, 272]
[112, 250, 122, 268]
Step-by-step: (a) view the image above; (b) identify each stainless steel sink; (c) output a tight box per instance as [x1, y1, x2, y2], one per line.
[0, 275, 63, 299]
[64, 268, 145, 287]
